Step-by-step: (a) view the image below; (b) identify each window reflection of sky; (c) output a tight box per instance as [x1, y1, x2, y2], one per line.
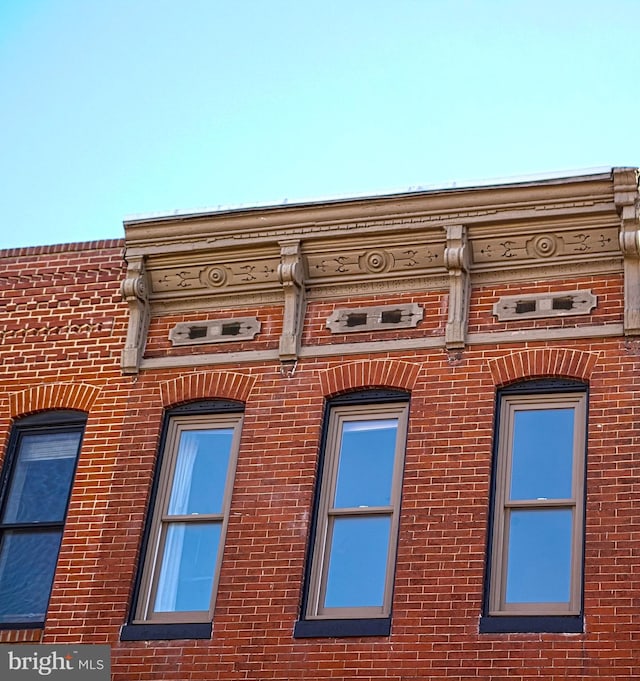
[155, 523, 221, 612]
[510, 408, 574, 500]
[334, 419, 397, 508]
[506, 509, 572, 603]
[0, 530, 62, 623]
[324, 516, 390, 608]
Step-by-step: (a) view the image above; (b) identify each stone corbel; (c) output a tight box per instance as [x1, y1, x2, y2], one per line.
[121, 255, 151, 374]
[444, 224, 471, 350]
[614, 168, 640, 335]
[277, 240, 306, 371]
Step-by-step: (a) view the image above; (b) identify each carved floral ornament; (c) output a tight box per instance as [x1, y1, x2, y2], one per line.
[146, 225, 622, 301]
[150, 245, 443, 296]
[153, 259, 280, 293]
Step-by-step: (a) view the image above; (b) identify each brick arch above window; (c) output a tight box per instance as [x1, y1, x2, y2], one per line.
[159, 371, 256, 407]
[9, 383, 101, 418]
[318, 359, 420, 398]
[487, 348, 601, 387]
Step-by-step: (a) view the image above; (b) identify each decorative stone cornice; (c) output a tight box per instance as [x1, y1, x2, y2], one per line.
[123, 170, 617, 253]
[119, 169, 639, 372]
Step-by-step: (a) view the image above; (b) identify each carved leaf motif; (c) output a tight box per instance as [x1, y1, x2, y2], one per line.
[564, 233, 591, 252]
[156, 269, 202, 290]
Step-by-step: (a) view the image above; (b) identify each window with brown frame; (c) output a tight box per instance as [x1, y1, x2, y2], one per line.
[481, 382, 587, 633]
[130, 407, 242, 634]
[295, 392, 409, 638]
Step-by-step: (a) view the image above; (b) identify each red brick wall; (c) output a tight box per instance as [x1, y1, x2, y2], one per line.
[145, 306, 282, 357]
[1, 242, 639, 679]
[468, 275, 624, 334]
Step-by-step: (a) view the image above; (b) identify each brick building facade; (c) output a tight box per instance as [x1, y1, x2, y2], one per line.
[0, 168, 639, 679]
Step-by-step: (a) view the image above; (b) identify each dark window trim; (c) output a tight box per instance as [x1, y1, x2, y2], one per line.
[481, 378, 588, 634]
[479, 615, 583, 634]
[120, 622, 212, 641]
[0, 621, 45, 631]
[124, 399, 243, 640]
[294, 389, 408, 639]
[0, 411, 85, 506]
[294, 617, 391, 638]
[498, 378, 588, 395]
[0, 410, 86, 629]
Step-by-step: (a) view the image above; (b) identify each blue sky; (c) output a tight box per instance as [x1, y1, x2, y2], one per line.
[1, 0, 639, 249]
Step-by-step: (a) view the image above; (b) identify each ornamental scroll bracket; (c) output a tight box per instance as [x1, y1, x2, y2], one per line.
[614, 168, 640, 336]
[277, 240, 306, 371]
[121, 255, 151, 374]
[444, 224, 471, 350]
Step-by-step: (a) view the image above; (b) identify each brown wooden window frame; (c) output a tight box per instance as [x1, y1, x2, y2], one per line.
[481, 382, 587, 633]
[295, 391, 409, 637]
[132, 409, 242, 629]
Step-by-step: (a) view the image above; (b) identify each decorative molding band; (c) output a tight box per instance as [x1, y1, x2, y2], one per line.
[123, 171, 616, 252]
[0, 265, 123, 288]
[492, 290, 597, 321]
[467, 324, 622, 345]
[137, 324, 622, 371]
[121, 255, 151, 374]
[305, 241, 444, 283]
[471, 226, 619, 268]
[299, 336, 444, 357]
[326, 303, 423, 334]
[0, 321, 111, 341]
[307, 274, 450, 300]
[471, 257, 621, 286]
[169, 317, 261, 346]
[150, 255, 280, 296]
[141, 349, 280, 370]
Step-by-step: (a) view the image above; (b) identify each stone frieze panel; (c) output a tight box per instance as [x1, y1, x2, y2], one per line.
[149, 256, 281, 296]
[305, 243, 446, 283]
[471, 226, 619, 265]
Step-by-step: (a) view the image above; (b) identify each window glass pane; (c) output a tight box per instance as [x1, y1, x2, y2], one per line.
[0, 530, 62, 623]
[167, 429, 233, 515]
[2, 432, 81, 523]
[334, 419, 398, 508]
[505, 509, 573, 604]
[510, 408, 574, 500]
[324, 516, 391, 608]
[154, 522, 221, 612]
